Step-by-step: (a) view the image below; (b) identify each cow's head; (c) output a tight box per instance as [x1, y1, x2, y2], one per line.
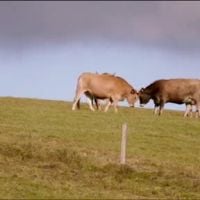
[138, 88, 151, 106]
[127, 88, 139, 107]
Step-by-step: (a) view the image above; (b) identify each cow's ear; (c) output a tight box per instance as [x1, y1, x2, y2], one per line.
[130, 89, 136, 94]
[140, 88, 144, 92]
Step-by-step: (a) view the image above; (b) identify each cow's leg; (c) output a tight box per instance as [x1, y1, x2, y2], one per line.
[154, 105, 159, 115]
[86, 96, 95, 111]
[94, 98, 102, 110]
[184, 104, 192, 117]
[153, 98, 160, 115]
[104, 101, 112, 112]
[195, 109, 199, 118]
[112, 100, 118, 113]
[158, 102, 165, 115]
[83, 91, 96, 111]
[72, 91, 83, 110]
[195, 104, 200, 118]
[98, 99, 104, 111]
[189, 105, 194, 118]
[190, 105, 195, 118]
[104, 98, 113, 112]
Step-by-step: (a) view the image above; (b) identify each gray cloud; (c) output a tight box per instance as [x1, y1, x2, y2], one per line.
[1, 1, 200, 53]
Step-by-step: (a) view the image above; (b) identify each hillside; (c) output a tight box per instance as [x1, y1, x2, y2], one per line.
[0, 97, 199, 199]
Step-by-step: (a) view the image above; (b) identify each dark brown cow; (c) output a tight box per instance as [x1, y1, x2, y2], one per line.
[72, 72, 138, 112]
[138, 79, 200, 116]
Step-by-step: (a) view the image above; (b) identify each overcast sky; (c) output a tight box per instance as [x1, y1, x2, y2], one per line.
[1, 1, 200, 111]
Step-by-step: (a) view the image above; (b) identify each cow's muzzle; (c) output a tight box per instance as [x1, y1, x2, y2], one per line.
[140, 104, 144, 107]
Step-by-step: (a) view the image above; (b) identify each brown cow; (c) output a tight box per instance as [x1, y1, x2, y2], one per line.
[138, 79, 200, 116]
[72, 72, 138, 112]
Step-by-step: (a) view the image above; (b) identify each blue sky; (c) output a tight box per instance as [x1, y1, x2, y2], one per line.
[1, 1, 200, 111]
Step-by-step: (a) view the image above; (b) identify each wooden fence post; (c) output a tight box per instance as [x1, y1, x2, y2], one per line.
[120, 123, 128, 165]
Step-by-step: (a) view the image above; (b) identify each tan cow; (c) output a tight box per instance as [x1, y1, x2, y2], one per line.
[72, 72, 138, 112]
[83, 72, 116, 110]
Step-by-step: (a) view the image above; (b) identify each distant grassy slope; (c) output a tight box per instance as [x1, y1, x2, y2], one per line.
[0, 97, 199, 199]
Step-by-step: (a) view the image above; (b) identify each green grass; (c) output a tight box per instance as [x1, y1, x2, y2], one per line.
[0, 97, 200, 199]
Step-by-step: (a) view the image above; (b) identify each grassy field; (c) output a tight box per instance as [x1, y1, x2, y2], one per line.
[0, 97, 200, 199]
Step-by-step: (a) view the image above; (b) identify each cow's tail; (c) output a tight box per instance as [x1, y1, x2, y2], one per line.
[73, 74, 83, 110]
